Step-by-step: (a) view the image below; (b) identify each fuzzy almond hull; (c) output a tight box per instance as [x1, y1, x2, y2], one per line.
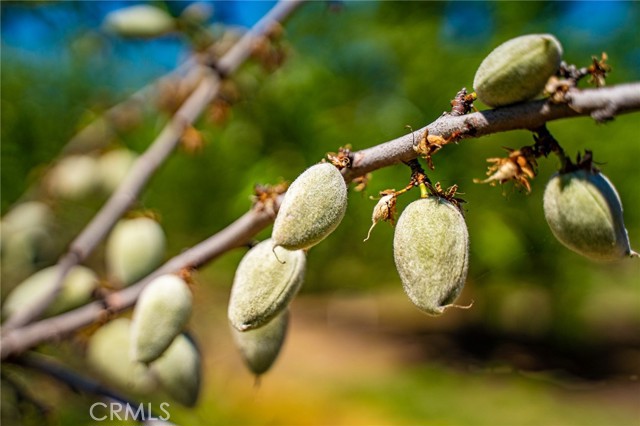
[393, 197, 469, 315]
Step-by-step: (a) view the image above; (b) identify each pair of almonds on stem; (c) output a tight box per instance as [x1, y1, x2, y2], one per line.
[88, 316, 201, 407]
[229, 162, 348, 375]
[132, 274, 199, 406]
[227, 240, 303, 377]
[392, 169, 637, 318]
[229, 162, 346, 333]
[89, 273, 199, 406]
[258, 162, 470, 318]
[391, 167, 637, 317]
[250, 162, 471, 320]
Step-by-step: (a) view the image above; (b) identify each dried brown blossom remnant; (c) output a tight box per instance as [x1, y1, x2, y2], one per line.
[587, 52, 610, 88]
[426, 182, 466, 211]
[208, 81, 240, 126]
[545, 75, 576, 103]
[352, 173, 372, 192]
[251, 23, 288, 73]
[546, 53, 611, 103]
[326, 145, 353, 170]
[474, 146, 538, 192]
[414, 129, 463, 170]
[363, 190, 397, 242]
[208, 98, 232, 125]
[251, 182, 288, 217]
[180, 125, 205, 154]
[156, 77, 194, 115]
[412, 88, 476, 170]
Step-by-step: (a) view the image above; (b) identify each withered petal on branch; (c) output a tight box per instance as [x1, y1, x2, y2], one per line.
[474, 147, 538, 192]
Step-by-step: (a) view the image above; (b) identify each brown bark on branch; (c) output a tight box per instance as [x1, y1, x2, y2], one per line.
[343, 83, 640, 182]
[2, 82, 638, 360]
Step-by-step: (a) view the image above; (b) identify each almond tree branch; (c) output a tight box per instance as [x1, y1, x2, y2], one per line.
[2, 82, 638, 360]
[1, 0, 306, 331]
[1, 204, 277, 359]
[59, 57, 203, 156]
[343, 82, 640, 182]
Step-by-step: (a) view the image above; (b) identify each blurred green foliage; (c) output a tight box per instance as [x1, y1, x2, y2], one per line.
[1, 1, 639, 425]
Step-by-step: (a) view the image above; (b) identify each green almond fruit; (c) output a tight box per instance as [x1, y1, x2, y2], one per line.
[97, 149, 137, 194]
[105, 217, 166, 287]
[474, 34, 563, 107]
[47, 155, 99, 199]
[228, 238, 305, 331]
[131, 274, 193, 364]
[1, 201, 55, 275]
[1, 230, 49, 278]
[1, 201, 53, 237]
[3, 265, 98, 319]
[231, 310, 289, 377]
[87, 318, 157, 395]
[543, 169, 637, 261]
[150, 333, 201, 407]
[103, 5, 175, 38]
[272, 163, 348, 250]
[393, 197, 469, 315]
[180, 2, 214, 24]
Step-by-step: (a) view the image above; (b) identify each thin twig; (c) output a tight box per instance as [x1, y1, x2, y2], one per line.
[2, 82, 639, 360]
[1, 370, 51, 422]
[1, 0, 306, 331]
[60, 58, 203, 156]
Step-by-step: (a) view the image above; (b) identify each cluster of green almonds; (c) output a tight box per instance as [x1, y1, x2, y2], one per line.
[1, 149, 138, 282]
[229, 162, 348, 376]
[473, 33, 563, 107]
[543, 169, 637, 261]
[393, 197, 470, 315]
[87, 274, 200, 406]
[11, 32, 635, 403]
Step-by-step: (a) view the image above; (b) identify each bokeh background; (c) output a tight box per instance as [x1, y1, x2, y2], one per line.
[2, 1, 639, 425]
